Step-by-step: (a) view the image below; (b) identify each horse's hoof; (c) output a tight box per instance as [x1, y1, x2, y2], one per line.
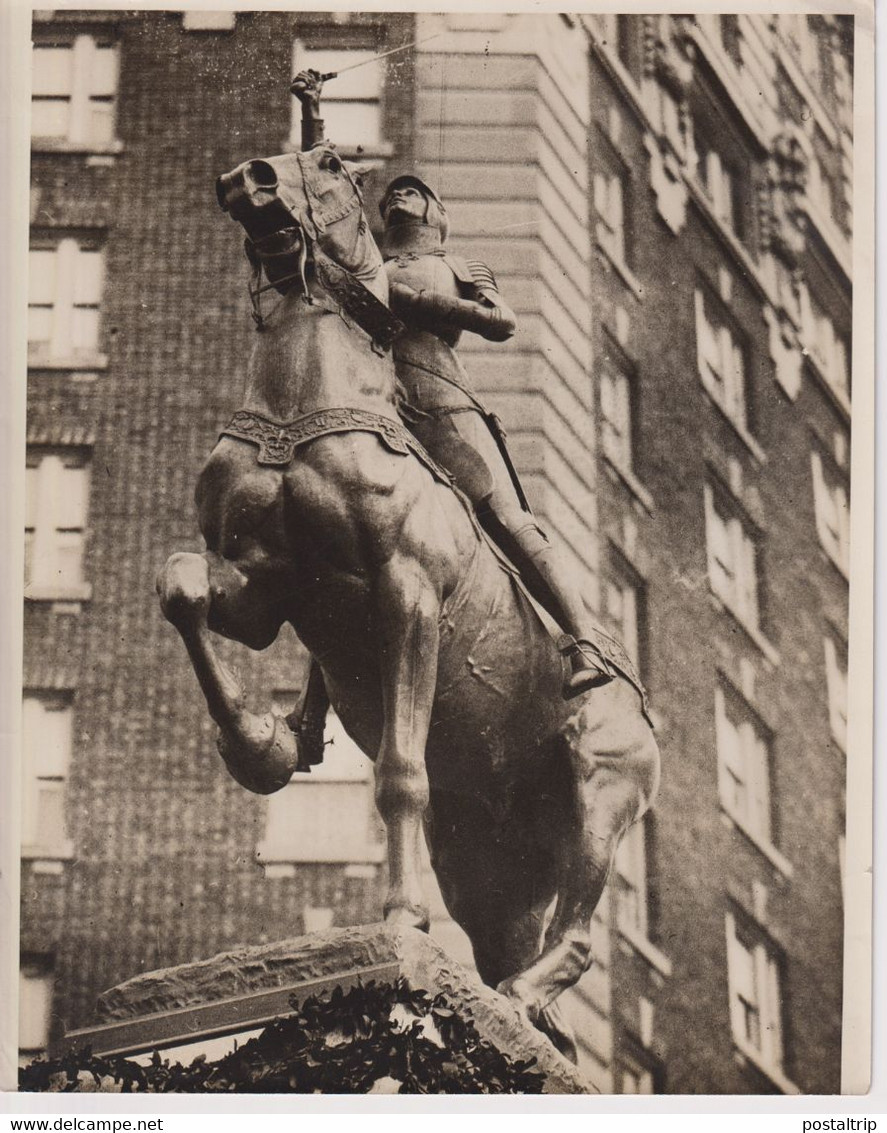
[383, 903, 431, 933]
[157, 553, 211, 629]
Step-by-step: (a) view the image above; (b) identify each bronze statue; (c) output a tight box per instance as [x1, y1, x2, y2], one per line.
[288, 71, 633, 764]
[157, 76, 660, 1062]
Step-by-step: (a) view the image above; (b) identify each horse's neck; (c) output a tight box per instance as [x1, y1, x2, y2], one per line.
[243, 287, 397, 422]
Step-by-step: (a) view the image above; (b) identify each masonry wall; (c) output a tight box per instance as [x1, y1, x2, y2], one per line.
[24, 9, 415, 1042]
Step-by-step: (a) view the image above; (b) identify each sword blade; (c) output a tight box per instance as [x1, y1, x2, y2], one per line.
[319, 32, 442, 80]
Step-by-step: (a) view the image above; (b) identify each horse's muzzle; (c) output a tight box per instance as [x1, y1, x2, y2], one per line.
[217, 157, 300, 245]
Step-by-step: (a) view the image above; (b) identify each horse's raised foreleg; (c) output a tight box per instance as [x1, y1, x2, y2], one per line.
[373, 552, 441, 931]
[497, 678, 660, 1030]
[157, 551, 299, 794]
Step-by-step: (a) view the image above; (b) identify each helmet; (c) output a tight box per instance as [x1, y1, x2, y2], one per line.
[380, 174, 449, 243]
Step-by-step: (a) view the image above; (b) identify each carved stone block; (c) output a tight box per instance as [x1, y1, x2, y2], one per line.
[60, 924, 594, 1094]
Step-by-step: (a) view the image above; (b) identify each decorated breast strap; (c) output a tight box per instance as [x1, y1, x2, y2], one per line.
[220, 406, 453, 484]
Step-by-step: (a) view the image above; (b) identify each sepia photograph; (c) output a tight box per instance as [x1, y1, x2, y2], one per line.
[4, 4, 875, 1101]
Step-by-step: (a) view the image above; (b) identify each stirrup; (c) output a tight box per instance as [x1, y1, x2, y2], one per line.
[287, 712, 326, 772]
[557, 635, 615, 701]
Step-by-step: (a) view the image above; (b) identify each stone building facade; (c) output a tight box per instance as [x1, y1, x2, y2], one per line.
[21, 11, 852, 1094]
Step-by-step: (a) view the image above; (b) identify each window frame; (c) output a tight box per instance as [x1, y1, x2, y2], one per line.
[810, 447, 850, 577]
[725, 910, 798, 1093]
[19, 953, 56, 1061]
[823, 634, 848, 754]
[25, 447, 92, 604]
[257, 700, 384, 866]
[289, 38, 392, 158]
[694, 283, 752, 434]
[614, 816, 649, 940]
[801, 287, 851, 405]
[31, 33, 121, 153]
[703, 479, 763, 636]
[21, 691, 75, 862]
[713, 680, 791, 876]
[28, 237, 107, 370]
[601, 544, 648, 680]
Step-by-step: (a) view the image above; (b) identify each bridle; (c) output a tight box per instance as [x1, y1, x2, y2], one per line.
[236, 149, 404, 350]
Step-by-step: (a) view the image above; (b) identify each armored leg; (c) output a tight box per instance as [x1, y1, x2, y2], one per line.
[285, 659, 330, 772]
[406, 409, 614, 699]
[477, 495, 615, 699]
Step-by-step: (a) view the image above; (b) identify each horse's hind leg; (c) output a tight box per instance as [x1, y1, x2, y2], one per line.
[497, 678, 660, 1028]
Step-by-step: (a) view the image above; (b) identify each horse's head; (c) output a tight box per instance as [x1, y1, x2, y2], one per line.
[216, 145, 382, 296]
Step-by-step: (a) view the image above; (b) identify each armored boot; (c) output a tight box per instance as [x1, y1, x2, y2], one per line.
[285, 660, 330, 771]
[477, 507, 615, 700]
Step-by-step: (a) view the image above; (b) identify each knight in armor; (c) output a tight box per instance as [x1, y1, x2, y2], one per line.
[287, 70, 629, 764]
[378, 174, 620, 701]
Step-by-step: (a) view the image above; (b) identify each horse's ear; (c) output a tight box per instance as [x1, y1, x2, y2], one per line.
[343, 160, 373, 189]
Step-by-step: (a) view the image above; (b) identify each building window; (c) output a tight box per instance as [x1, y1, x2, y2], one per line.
[695, 287, 749, 430]
[28, 240, 105, 366]
[824, 636, 848, 753]
[290, 42, 383, 151]
[258, 696, 383, 865]
[19, 954, 55, 1062]
[602, 556, 645, 674]
[720, 15, 742, 66]
[599, 353, 635, 472]
[25, 448, 91, 601]
[725, 912, 787, 1080]
[31, 35, 118, 147]
[616, 1059, 655, 1095]
[779, 14, 823, 87]
[695, 133, 744, 238]
[811, 450, 850, 575]
[594, 163, 630, 267]
[614, 817, 649, 940]
[22, 692, 74, 859]
[715, 684, 773, 845]
[182, 11, 236, 31]
[598, 14, 635, 71]
[704, 482, 761, 631]
[803, 291, 850, 400]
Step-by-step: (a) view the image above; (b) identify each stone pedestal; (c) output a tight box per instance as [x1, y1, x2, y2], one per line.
[55, 924, 593, 1094]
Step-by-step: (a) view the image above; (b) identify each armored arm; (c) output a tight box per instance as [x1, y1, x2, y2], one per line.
[290, 69, 326, 151]
[389, 281, 516, 343]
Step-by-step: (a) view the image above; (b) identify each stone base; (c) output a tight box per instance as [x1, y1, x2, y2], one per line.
[58, 924, 593, 1094]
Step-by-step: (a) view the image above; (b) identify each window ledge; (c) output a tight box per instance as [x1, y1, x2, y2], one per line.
[709, 592, 781, 667]
[721, 809, 794, 879]
[282, 138, 394, 163]
[23, 841, 74, 867]
[28, 353, 109, 372]
[31, 138, 124, 157]
[686, 180, 768, 307]
[25, 584, 93, 605]
[804, 354, 851, 422]
[817, 542, 850, 584]
[602, 454, 655, 513]
[256, 842, 385, 866]
[803, 197, 852, 283]
[700, 382, 766, 464]
[617, 921, 673, 977]
[595, 239, 644, 301]
[733, 1038, 800, 1095]
[584, 27, 648, 132]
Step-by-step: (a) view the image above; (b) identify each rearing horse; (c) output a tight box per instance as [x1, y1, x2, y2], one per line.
[157, 144, 660, 1061]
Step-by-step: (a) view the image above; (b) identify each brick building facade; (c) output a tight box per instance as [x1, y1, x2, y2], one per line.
[20, 11, 853, 1094]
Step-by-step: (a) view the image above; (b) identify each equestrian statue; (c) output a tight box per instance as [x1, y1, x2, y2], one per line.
[157, 71, 660, 1062]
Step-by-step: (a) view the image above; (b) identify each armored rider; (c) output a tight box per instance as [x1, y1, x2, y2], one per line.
[288, 70, 645, 761]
